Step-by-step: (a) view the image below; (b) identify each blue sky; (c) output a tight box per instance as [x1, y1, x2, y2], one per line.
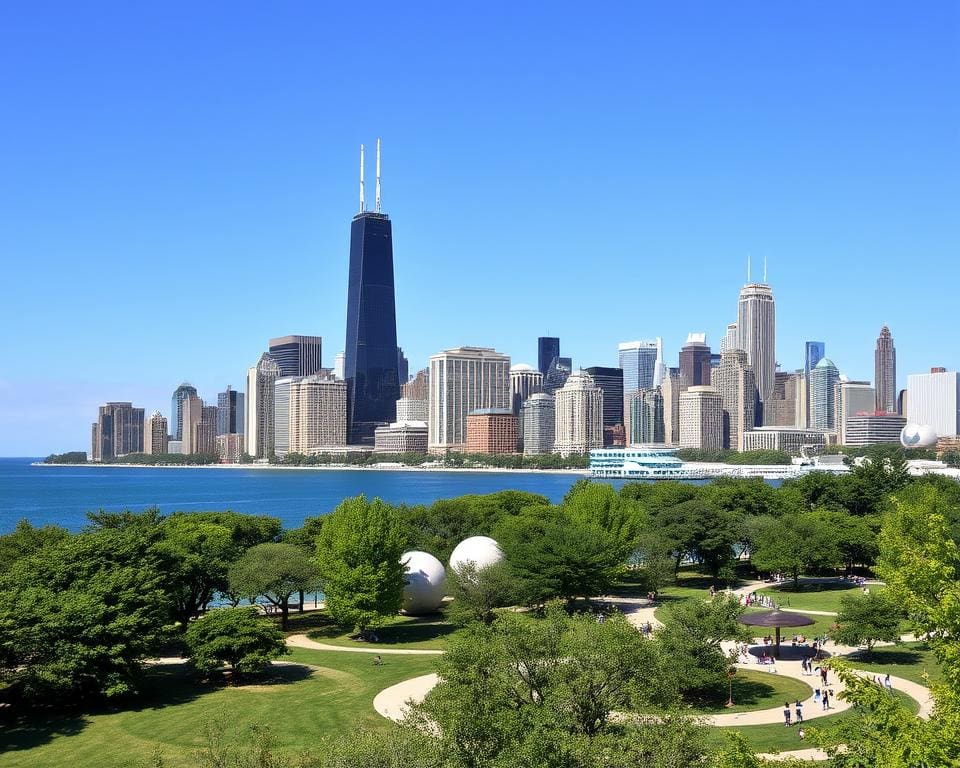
[1, 3, 957, 455]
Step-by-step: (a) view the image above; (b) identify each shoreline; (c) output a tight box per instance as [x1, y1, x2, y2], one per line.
[30, 462, 591, 476]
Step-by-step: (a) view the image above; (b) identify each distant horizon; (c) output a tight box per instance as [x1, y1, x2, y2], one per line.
[2, 4, 957, 454]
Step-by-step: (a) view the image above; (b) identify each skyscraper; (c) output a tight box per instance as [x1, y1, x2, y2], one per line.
[538, 337, 560, 378]
[628, 389, 664, 445]
[246, 352, 281, 459]
[334, 352, 345, 381]
[428, 347, 511, 452]
[679, 386, 724, 451]
[510, 364, 543, 415]
[737, 275, 776, 416]
[217, 385, 245, 436]
[144, 411, 168, 455]
[541, 356, 572, 395]
[906, 369, 960, 437]
[170, 382, 198, 441]
[288, 375, 348, 453]
[836, 381, 875, 445]
[91, 402, 144, 461]
[583, 366, 624, 432]
[810, 358, 840, 431]
[344, 140, 400, 444]
[553, 371, 603, 456]
[661, 367, 682, 445]
[397, 347, 409, 386]
[618, 340, 659, 392]
[720, 323, 739, 353]
[804, 341, 825, 427]
[713, 349, 756, 451]
[679, 333, 712, 390]
[875, 326, 897, 414]
[522, 394, 555, 456]
[268, 336, 323, 378]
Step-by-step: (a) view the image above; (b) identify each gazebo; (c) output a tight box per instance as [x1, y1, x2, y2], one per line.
[738, 610, 815, 658]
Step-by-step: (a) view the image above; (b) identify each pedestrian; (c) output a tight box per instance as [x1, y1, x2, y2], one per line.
[884, 674, 893, 692]
[814, 688, 821, 705]
[820, 666, 828, 686]
[822, 688, 830, 711]
[798, 727, 806, 741]
[783, 702, 792, 726]
[795, 699, 803, 723]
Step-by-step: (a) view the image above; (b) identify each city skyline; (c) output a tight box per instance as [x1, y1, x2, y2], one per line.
[2, 4, 958, 455]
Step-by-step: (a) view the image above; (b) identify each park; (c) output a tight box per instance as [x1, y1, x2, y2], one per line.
[0, 453, 958, 767]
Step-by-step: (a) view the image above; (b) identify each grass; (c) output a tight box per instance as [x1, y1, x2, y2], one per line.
[844, 642, 944, 687]
[710, 690, 920, 753]
[306, 613, 457, 651]
[672, 670, 812, 715]
[0, 648, 439, 768]
[755, 582, 886, 614]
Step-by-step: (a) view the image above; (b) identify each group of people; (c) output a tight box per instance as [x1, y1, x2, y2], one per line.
[742, 591, 778, 609]
[782, 699, 804, 726]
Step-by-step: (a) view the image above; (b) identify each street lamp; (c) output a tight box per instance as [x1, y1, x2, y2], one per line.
[726, 667, 736, 708]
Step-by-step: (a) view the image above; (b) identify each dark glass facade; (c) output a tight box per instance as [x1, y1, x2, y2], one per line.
[679, 342, 712, 389]
[268, 335, 323, 378]
[344, 212, 399, 444]
[217, 386, 245, 435]
[538, 337, 560, 378]
[542, 356, 572, 396]
[584, 366, 624, 430]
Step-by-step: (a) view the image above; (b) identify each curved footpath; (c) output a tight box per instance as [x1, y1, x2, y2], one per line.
[286, 633, 443, 655]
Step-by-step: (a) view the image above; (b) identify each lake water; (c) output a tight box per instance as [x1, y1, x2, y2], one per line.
[0, 457, 599, 533]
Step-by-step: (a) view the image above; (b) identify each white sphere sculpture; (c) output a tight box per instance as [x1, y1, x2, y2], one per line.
[900, 423, 937, 449]
[449, 536, 504, 573]
[401, 551, 446, 614]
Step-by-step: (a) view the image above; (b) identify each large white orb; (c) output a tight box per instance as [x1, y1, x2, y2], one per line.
[449, 536, 504, 573]
[401, 551, 446, 614]
[900, 423, 938, 449]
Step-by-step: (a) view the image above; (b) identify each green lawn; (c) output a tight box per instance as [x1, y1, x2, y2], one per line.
[845, 642, 944, 687]
[671, 670, 812, 715]
[755, 582, 885, 614]
[741, 606, 837, 640]
[306, 614, 456, 651]
[0, 649, 439, 768]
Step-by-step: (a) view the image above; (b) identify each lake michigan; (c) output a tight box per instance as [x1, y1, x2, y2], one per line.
[0, 457, 602, 533]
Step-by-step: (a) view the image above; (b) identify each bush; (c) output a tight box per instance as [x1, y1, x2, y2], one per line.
[185, 607, 287, 676]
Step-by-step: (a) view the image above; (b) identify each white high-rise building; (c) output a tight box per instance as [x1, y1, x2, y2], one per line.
[522, 393, 555, 455]
[333, 352, 345, 381]
[836, 381, 875, 445]
[907, 370, 960, 437]
[396, 397, 428, 422]
[712, 349, 756, 451]
[428, 347, 511, 452]
[679, 385, 724, 451]
[288, 376, 348, 452]
[246, 352, 281, 459]
[273, 377, 295, 456]
[553, 371, 603, 456]
[510, 364, 543, 414]
[737, 279, 776, 407]
[720, 323, 739, 353]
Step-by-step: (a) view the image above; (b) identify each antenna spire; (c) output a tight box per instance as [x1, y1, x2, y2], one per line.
[359, 144, 365, 213]
[375, 137, 382, 213]
[763, 256, 768, 283]
[747, 254, 751, 283]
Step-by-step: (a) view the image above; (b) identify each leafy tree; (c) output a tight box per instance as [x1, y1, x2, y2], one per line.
[0, 519, 69, 575]
[560, 480, 648, 558]
[943, 450, 960, 469]
[654, 593, 749, 697]
[652, 498, 742, 579]
[447, 560, 517, 626]
[0, 524, 170, 702]
[829, 591, 903, 652]
[496, 508, 626, 604]
[173, 510, 281, 550]
[313, 727, 441, 768]
[185, 607, 287, 677]
[316, 496, 408, 634]
[229, 543, 320, 630]
[42, 450, 88, 464]
[751, 511, 842, 587]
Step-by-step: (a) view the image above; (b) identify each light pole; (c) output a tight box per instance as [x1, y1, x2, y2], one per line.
[726, 667, 736, 708]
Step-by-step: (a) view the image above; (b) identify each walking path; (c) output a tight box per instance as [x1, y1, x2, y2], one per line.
[286, 633, 443, 655]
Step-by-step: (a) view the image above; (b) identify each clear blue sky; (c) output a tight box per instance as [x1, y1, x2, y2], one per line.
[1, 3, 957, 455]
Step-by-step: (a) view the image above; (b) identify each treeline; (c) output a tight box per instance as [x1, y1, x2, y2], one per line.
[42, 451, 88, 464]
[674, 448, 792, 465]
[42, 452, 221, 466]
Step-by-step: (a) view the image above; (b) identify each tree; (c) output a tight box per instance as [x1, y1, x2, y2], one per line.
[829, 591, 903, 652]
[496, 509, 626, 604]
[0, 519, 69, 575]
[0, 524, 171, 702]
[751, 511, 842, 587]
[654, 594, 749, 697]
[185, 607, 287, 677]
[560, 480, 648, 558]
[229, 543, 320, 630]
[316, 496, 408, 634]
[447, 560, 517, 626]
[652, 498, 742, 579]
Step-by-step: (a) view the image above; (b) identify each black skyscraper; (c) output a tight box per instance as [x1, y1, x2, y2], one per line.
[538, 337, 560, 378]
[344, 140, 399, 444]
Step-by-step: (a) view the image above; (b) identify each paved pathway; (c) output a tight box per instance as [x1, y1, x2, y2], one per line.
[286, 633, 444, 655]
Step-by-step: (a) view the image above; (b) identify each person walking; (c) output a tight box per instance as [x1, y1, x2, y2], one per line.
[795, 699, 803, 724]
[820, 665, 829, 686]
[783, 702, 792, 726]
[822, 688, 830, 711]
[884, 673, 893, 692]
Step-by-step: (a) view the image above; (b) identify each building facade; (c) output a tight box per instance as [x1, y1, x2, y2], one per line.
[510, 364, 544, 415]
[628, 388, 664, 445]
[553, 371, 603, 456]
[845, 414, 907, 447]
[836, 381, 876, 445]
[273, 377, 295, 456]
[679, 333, 712, 390]
[660, 367, 682, 445]
[374, 422, 428, 453]
[428, 347, 511, 452]
[216, 385, 245, 436]
[583, 366, 624, 435]
[712, 349, 756, 451]
[537, 336, 560, 378]
[542, 356, 572, 395]
[678, 386, 723, 451]
[246, 352, 281, 459]
[874, 326, 897, 414]
[396, 397, 428, 422]
[737, 282, 776, 413]
[402, 369, 429, 400]
[170, 382, 198, 441]
[907, 370, 960, 437]
[521, 393, 555, 456]
[809, 358, 840, 432]
[288, 376, 348, 453]
[465, 409, 518, 454]
[91, 402, 145, 461]
[618, 340, 659, 392]
[742, 427, 827, 456]
[269, 335, 323, 378]
[763, 371, 804, 428]
[180, 393, 203, 455]
[216, 433, 245, 463]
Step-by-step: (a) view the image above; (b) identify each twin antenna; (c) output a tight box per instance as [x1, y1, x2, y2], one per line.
[746, 254, 768, 284]
[359, 138, 382, 214]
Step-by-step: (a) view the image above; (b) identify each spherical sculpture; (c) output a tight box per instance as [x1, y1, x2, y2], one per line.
[449, 536, 504, 573]
[900, 423, 937, 449]
[401, 551, 446, 614]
